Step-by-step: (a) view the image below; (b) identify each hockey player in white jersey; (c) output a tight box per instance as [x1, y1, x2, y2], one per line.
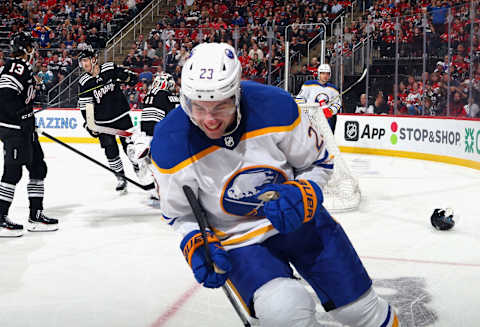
[296, 63, 341, 132]
[150, 43, 399, 327]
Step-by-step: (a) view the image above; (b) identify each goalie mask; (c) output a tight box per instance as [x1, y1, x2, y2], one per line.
[180, 42, 242, 136]
[431, 208, 455, 231]
[10, 32, 36, 63]
[152, 72, 175, 92]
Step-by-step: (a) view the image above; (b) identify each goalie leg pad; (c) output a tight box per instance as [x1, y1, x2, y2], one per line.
[253, 277, 321, 327]
[328, 287, 399, 327]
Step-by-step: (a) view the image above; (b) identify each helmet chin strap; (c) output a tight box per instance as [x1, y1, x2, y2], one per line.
[222, 103, 241, 136]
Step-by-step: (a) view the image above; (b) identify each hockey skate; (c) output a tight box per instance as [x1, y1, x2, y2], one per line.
[0, 215, 24, 237]
[27, 210, 58, 232]
[116, 176, 128, 194]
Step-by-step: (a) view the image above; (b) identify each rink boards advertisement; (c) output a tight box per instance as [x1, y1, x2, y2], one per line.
[35, 108, 142, 143]
[336, 114, 480, 170]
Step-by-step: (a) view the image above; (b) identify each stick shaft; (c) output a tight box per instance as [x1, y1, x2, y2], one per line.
[39, 131, 149, 190]
[182, 185, 251, 327]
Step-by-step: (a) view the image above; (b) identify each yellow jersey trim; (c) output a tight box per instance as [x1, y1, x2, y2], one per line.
[221, 224, 275, 246]
[154, 108, 302, 174]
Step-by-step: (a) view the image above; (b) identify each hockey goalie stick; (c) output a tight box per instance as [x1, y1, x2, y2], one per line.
[182, 185, 252, 327]
[85, 103, 133, 137]
[39, 130, 151, 190]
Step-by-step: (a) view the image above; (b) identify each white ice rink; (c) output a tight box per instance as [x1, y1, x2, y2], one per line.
[0, 142, 479, 327]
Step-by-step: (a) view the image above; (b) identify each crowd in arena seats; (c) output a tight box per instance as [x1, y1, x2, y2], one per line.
[344, 0, 480, 117]
[120, 0, 353, 109]
[0, 0, 150, 95]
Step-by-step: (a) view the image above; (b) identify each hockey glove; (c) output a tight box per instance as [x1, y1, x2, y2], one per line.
[318, 99, 334, 118]
[180, 230, 232, 288]
[83, 122, 99, 138]
[257, 180, 324, 234]
[322, 106, 334, 119]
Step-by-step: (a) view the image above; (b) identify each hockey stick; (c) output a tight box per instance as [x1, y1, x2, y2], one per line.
[182, 185, 252, 327]
[330, 67, 367, 104]
[39, 130, 150, 190]
[85, 103, 133, 137]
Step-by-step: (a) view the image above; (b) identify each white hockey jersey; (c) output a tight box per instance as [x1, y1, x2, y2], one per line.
[150, 81, 334, 250]
[296, 80, 342, 115]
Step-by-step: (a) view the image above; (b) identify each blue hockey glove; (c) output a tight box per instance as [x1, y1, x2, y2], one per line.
[180, 230, 232, 288]
[257, 180, 324, 234]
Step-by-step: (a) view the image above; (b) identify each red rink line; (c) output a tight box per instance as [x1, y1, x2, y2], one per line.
[363, 255, 480, 267]
[150, 256, 479, 326]
[150, 283, 201, 327]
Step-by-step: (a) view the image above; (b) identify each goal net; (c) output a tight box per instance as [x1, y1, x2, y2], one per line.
[300, 103, 361, 213]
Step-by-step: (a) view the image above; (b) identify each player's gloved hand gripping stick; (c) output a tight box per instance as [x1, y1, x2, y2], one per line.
[257, 179, 329, 233]
[182, 185, 252, 327]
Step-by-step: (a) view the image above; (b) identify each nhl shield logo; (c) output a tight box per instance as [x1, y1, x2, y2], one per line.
[224, 136, 234, 147]
[345, 121, 359, 141]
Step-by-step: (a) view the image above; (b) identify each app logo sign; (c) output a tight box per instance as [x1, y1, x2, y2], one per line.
[344, 121, 385, 142]
[345, 121, 359, 141]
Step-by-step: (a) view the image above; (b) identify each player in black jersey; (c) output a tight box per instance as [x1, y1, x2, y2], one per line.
[77, 45, 141, 194]
[127, 72, 179, 204]
[0, 32, 58, 237]
[140, 72, 179, 136]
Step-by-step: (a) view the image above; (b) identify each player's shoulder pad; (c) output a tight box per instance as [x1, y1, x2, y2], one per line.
[240, 80, 300, 133]
[100, 62, 115, 72]
[302, 79, 321, 86]
[325, 82, 339, 92]
[78, 72, 94, 87]
[150, 107, 212, 173]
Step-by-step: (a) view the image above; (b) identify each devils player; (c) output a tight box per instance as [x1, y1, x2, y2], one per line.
[0, 32, 58, 237]
[77, 45, 139, 194]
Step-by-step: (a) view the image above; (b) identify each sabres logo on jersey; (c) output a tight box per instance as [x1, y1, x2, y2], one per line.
[314, 92, 329, 104]
[221, 166, 287, 217]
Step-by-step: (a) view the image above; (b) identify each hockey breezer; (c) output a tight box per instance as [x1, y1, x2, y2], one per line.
[183, 185, 252, 327]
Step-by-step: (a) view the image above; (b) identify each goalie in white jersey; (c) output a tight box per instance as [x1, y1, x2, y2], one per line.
[150, 43, 399, 327]
[296, 63, 341, 132]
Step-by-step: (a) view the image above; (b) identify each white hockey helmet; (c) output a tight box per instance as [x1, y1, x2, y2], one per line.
[180, 42, 242, 134]
[317, 63, 331, 74]
[152, 72, 175, 91]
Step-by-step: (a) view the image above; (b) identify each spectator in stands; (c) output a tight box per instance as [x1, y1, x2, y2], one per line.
[331, 0, 344, 15]
[165, 48, 178, 74]
[373, 93, 390, 115]
[406, 82, 423, 115]
[355, 93, 374, 114]
[33, 24, 52, 48]
[448, 91, 468, 117]
[123, 50, 139, 68]
[175, 46, 189, 67]
[464, 97, 480, 118]
[428, 0, 450, 35]
[295, 65, 310, 77]
[37, 63, 54, 88]
[138, 65, 153, 84]
[248, 43, 264, 60]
